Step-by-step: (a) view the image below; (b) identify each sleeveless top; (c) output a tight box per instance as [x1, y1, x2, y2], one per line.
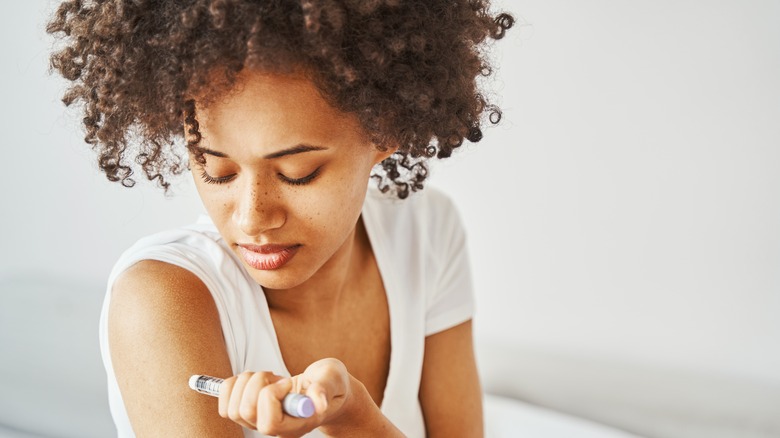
[98, 187, 475, 437]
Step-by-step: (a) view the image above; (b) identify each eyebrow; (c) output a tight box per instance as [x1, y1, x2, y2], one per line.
[191, 144, 328, 160]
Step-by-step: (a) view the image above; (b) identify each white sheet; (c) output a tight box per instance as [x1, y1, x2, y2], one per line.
[485, 394, 642, 438]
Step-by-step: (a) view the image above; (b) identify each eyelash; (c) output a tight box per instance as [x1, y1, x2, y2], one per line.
[279, 167, 321, 186]
[199, 170, 235, 185]
[198, 167, 321, 186]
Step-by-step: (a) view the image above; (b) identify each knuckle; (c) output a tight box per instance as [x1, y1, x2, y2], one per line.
[324, 357, 344, 369]
[256, 421, 279, 436]
[256, 371, 274, 384]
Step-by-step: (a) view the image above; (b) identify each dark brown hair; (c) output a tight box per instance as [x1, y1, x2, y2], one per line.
[47, 0, 513, 198]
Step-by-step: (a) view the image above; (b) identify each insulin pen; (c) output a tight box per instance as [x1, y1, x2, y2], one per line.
[189, 374, 315, 418]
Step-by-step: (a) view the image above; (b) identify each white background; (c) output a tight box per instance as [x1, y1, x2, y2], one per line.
[2, 0, 778, 391]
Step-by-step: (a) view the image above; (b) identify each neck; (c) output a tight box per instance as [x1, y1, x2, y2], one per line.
[263, 217, 370, 319]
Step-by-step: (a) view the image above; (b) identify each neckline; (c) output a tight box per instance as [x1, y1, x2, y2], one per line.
[254, 194, 398, 413]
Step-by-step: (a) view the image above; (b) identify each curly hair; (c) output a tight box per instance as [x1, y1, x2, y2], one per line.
[47, 0, 513, 198]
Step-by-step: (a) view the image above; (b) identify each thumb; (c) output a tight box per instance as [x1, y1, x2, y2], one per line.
[304, 381, 330, 414]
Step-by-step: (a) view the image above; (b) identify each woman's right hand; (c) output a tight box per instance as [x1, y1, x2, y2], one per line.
[217, 359, 353, 437]
[218, 371, 288, 432]
[218, 358, 403, 437]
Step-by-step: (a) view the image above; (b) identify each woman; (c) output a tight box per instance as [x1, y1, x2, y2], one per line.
[48, 1, 513, 436]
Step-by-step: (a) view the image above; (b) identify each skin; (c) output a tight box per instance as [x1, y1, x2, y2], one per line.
[108, 70, 483, 437]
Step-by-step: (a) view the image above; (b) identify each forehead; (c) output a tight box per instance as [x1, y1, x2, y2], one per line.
[196, 70, 365, 151]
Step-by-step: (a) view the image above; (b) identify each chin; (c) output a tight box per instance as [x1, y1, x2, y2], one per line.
[247, 268, 309, 291]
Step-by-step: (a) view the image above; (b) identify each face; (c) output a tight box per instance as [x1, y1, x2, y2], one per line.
[189, 71, 393, 290]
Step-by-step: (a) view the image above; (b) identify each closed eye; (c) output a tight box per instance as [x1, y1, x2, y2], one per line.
[199, 170, 236, 185]
[279, 167, 321, 186]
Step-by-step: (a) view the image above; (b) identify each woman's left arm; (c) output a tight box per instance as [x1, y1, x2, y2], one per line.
[419, 319, 483, 437]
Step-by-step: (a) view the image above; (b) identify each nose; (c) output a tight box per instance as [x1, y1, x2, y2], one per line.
[232, 180, 286, 237]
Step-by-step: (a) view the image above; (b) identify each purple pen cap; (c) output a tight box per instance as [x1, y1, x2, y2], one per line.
[283, 393, 315, 418]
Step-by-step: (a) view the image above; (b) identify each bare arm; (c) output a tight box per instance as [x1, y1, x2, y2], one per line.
[419, 320, 483, 438]
[108, 260, 243, 437]
[112, 260, 405, 437]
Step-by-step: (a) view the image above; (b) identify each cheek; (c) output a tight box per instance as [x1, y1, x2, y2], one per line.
[192, 179, 234, 225]
[298, 170, 370, 231]
[300, 185, 361, 227]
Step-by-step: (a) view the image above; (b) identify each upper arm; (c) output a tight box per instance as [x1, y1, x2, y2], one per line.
[418, 320, 483, 438]
[108, 260, 243, 437]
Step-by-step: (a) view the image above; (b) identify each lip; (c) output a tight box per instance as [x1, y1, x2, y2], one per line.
[237, 244, 301, 271]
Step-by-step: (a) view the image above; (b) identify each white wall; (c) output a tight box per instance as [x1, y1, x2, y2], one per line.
[2, 0, 778, 400]
[1, 2, 205, 285]
[430, 0, 780, 386]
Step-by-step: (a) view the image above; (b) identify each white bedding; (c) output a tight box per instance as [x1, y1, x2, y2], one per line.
[485, 394, 641, 438]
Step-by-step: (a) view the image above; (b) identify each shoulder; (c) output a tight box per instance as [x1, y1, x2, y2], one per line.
[108, 258, 223, 358]
[109, 260, 221, 353]
[109, 217, 225, 328]
[108, 260, 241, 435]
[111, 259, 215, 315]
[364, 185, 464, 237]
[363, 185, 469, 285]
[365, 185, 458, 212]
[102, 216, 251, 371]
[108, 217, 241, 297]
[104, 217, 249, 363]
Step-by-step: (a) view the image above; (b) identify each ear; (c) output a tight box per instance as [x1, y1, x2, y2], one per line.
[372, 144, 399, 165]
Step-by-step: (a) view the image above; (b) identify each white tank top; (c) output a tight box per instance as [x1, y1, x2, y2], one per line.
[99, 187, 475, 437]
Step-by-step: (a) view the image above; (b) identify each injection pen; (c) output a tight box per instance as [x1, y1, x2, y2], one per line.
[189, 374, 315, 418]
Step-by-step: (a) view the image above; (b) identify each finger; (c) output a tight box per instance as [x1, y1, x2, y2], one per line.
[303, 358, 349, 401]
[304, 381, 330, 416]
[218, 376, 236, 418]
[239, 372, 284, 426]
[256, 378, 294, 435]
[290, 374, 303, 394]
[227, 372, 255, 430]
